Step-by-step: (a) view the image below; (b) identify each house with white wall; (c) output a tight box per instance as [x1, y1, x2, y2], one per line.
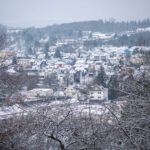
[88, 85, 108, 102]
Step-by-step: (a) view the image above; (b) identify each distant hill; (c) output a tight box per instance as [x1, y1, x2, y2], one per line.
[1, 19, 150, 51]
[40, 19, 150, 34]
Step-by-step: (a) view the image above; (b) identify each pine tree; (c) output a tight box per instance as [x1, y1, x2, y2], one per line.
[108, 75, 119, 100]
[44, 43, 49, 59]
[54, 49, 62, 59]
[95, 65, 107, 87]
[12, 56, 17, 65]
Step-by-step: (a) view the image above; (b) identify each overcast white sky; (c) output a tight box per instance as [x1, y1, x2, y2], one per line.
[0, 0, 150, 27]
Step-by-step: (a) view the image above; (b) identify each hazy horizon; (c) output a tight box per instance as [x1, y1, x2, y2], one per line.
[0, 0, 150, 28]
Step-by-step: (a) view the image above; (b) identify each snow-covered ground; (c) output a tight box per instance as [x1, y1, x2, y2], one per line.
[0, 100, 124, 121]
[136, 27, 150, 32]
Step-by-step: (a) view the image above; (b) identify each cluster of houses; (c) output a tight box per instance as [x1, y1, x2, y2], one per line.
[1, 31, 150, 104]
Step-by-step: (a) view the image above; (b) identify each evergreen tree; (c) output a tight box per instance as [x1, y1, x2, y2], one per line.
[27, 47, 33, 55]
[108, 75, 119, 100]
[54, 49, 62, 59]
[12, 56, 17, 65]
[44, 43, 49, 59]
[95, 66, 107, 87]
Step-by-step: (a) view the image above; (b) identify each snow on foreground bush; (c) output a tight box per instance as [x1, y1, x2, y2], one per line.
[0, 102, 125, 150]
[0, 98, 150, 150]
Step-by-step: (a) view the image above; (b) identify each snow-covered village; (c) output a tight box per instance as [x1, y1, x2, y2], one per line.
[0, 0, 150, 150]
